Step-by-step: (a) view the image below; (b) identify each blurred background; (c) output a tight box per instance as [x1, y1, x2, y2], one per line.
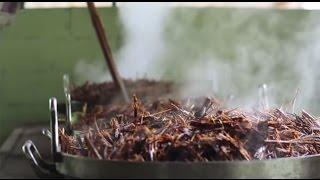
[1, 2, 320, 146]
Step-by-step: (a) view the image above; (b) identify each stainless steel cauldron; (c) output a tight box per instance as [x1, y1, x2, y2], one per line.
[22, 97, 320, 179]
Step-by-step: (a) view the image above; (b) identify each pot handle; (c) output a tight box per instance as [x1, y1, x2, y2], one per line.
[22, 140, 62, 178]
[49, 97, 63, 162]
[22, 97, 63, 178]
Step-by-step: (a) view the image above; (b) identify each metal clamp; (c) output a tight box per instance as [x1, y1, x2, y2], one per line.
[22, 97, 64, 178]
[42, 128, 51, 139]
[49, 97, 62, 162]
[63, 74, 73, 136]
[258, 83, 269, 110]
[22, 140, 62, 178]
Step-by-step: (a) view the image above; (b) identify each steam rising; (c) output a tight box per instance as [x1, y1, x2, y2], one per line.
[116, 2, 170, 79]
[73, 5, 320, 115]
[74, 3, 170, 83]
[162, 9, 320, 114]
[74, 60, 111, 84]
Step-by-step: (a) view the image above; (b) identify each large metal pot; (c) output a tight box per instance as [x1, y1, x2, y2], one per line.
[22, 97, 320, 179]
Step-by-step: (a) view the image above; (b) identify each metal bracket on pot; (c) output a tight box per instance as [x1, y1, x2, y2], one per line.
[42, 128, 51, 139]
[63, 74, 73, 136]
[22, 140, 62, 178]
[22, 97, 63, 178]
[49, 97, 62, 162]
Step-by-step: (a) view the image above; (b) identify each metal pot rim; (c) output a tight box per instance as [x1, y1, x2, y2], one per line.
[60, 151, 320, 164]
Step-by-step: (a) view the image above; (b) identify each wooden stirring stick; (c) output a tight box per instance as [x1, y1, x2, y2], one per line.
[87, 2, 130, 103]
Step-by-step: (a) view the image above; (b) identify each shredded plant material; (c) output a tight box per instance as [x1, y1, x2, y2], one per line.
[71, 79, 174, 105]
[59, 94, 320, 161]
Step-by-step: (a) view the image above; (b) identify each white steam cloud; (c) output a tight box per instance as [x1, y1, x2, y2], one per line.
[116, 2, 171, 79]
[161, 9, 320, 114]
[74, 60, 111, 84]
[73, 3, 170, 83]
[73, 5, 320, 115]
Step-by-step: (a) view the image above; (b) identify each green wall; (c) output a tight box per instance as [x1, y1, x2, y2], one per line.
[1, 7, 320, 144]
[0, 7, 123, 143]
